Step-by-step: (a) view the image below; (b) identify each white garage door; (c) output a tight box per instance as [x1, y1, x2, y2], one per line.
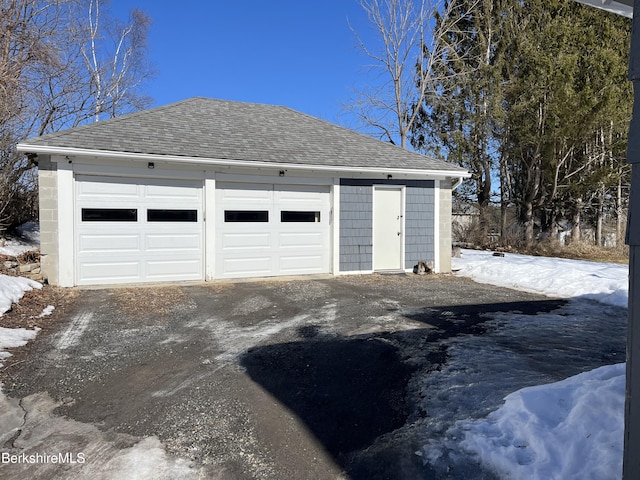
[216, 182, 330, 278]
[75, 175, 204, 285]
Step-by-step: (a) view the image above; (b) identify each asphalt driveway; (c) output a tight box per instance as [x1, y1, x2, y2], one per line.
[0, 274, 627, 479]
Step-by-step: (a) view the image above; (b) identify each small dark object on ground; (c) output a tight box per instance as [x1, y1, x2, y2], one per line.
[413, 260, 433, 275]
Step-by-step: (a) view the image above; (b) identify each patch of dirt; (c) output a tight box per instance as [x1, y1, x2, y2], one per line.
[0, 285, 78, 382]
[112, 286, 195, 317]
[110, 283, 237, 321]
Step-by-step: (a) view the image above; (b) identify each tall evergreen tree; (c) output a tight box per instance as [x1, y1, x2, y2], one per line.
[415, 0, 632, 247]
[501, 0, 631, 246]
[412, 0, 508, 240]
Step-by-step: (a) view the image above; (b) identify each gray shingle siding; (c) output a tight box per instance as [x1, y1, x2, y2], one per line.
[405, 186, 435, 269]
[340, 183, 373, 271]
[339, 179, 435, 272]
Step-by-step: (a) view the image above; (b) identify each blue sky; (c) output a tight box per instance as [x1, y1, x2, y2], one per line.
[111, 1, 376, 125]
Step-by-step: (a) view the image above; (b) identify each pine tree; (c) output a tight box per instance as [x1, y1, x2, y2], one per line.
[409, 0, 631, 248]
[412, 0, 508, 242]
[502, 0, 631, 246]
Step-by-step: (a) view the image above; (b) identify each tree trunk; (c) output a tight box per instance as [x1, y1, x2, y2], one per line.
[500, 155, 508, 246]
[571, 198, 582, 244]
[550, 208, 560, 242]
[596, 206, 603, 246]
[524, 200, 534, 248]
[596, 185, 604, 247]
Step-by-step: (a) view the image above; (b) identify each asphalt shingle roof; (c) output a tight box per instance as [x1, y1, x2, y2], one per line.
[20, 97, 466, 174]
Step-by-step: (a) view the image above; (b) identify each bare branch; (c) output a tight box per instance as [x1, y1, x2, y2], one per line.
[0, 0, 153, 234]
[347, 0, 480, 150]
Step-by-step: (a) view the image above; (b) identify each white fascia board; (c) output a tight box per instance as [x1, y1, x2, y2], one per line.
[574, 0, 633, 17]
[17, 144, 471, 180]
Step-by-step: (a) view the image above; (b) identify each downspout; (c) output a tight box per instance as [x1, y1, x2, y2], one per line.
[451, 176, 464, 190]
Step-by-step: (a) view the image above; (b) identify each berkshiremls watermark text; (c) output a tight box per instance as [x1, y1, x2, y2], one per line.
[1, 452, 85, 464]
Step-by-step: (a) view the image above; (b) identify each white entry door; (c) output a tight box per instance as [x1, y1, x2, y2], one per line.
[373, 186, 404, 271]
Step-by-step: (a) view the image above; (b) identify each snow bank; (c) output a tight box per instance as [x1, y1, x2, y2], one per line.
[0, 274, 42, 316]
[0, 222, 41, 316]
[0, 326, 40, 367]
[0, 273, 41, 366]
[438, 250, 629, 479]
[460, 363, 624, 480]
[452, 249, 628, 307]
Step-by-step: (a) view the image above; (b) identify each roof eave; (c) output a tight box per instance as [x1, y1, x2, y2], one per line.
[17, 144, 471, 179]
[574, 0, 633, 17]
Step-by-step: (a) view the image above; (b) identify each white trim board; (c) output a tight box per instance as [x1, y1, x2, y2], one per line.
[20, 145, 470, 180]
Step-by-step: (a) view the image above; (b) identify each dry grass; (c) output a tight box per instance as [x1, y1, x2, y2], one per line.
[521, 239, 629, 264]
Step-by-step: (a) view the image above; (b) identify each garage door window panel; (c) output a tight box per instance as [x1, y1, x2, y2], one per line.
[281, 211, 321, 223]
[147, 209, 197, 222]
[81, 208, 138, 222]
[224, 210, 269, 222]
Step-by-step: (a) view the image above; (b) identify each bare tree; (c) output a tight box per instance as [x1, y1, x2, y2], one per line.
[0, 0, 65, 236]
[347, 0, 471, 149]
[79, 0, 152, 122]
[0, 1, 56, 118]
[0, 0, 153, 237]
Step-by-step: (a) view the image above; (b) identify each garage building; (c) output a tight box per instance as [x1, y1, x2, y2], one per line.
[17, 98, 469, 286]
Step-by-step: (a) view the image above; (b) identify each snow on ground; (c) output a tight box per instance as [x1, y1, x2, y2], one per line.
[1, 221, 42, 316]
[438, 249, 629, 480]
[38, 305, 55, 317]
[452, 249, 628, 308]
[0, 274, 42, 316]
[0, 221, 40, 257]
[0, 274, 42, 403]
[0, 325, 39, 368]
[459, 363, 624, 480]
